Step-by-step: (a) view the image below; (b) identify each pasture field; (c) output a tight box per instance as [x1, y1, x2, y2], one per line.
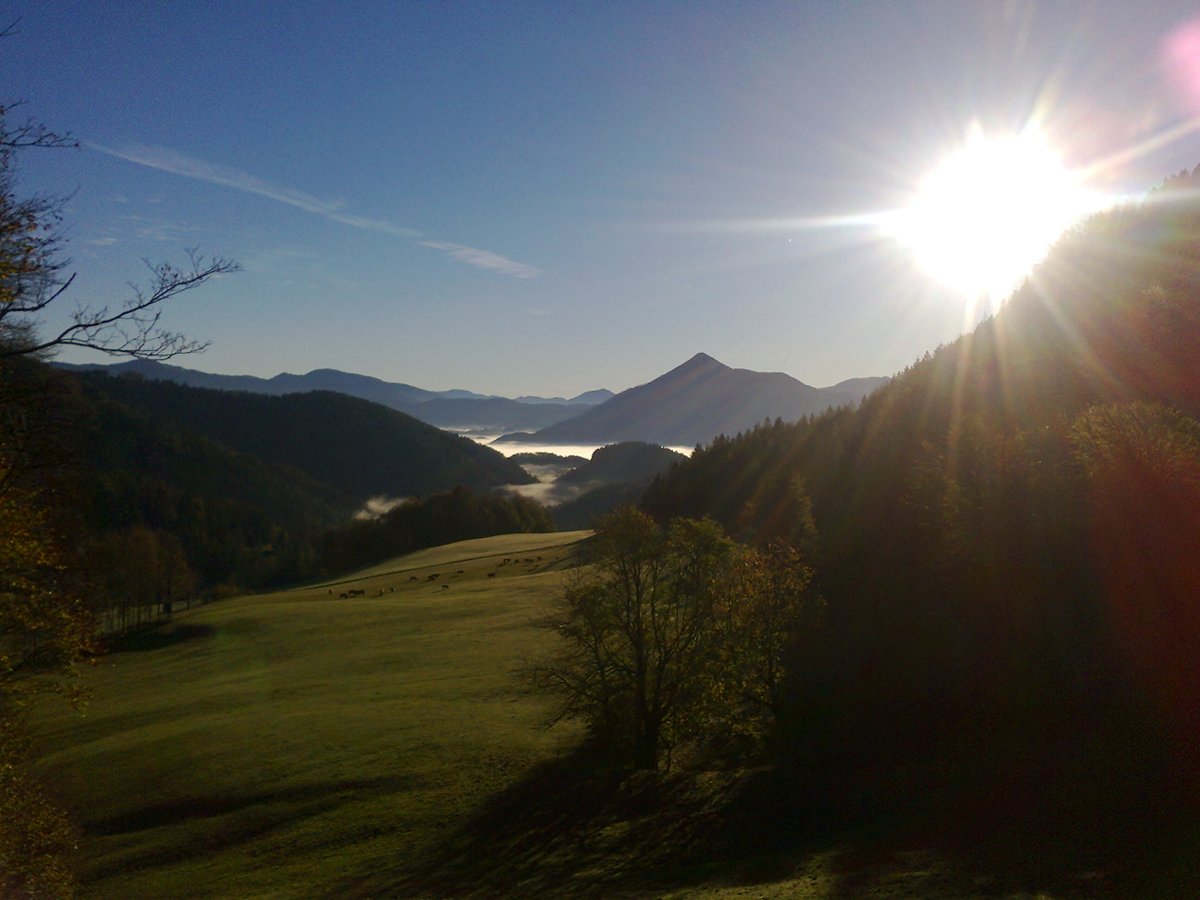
[30, 532, 590, 898]
[30, 528, 1199, 898]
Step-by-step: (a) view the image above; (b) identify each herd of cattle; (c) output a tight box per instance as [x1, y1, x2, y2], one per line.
[332, 556, 547, 599]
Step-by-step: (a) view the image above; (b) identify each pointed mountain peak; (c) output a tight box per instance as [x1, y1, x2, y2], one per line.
[640, 353, 732, 388]
[672, 352, 729, 373]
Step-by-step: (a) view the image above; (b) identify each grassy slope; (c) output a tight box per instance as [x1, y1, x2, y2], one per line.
[32, 529, 1197, 898]
[31, 532, 589, 898]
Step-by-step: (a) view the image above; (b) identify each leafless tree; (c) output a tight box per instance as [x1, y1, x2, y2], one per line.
[0, 101, 237, 361]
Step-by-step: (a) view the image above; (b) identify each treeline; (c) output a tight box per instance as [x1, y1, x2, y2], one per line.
[74, 377, 354, 597]
[62, 373, 553, 629]
[552, 442, 687, 530]
[322, 486, 554, 574]
[638, 169, 1200, 802]
[77, 372, 533, 498]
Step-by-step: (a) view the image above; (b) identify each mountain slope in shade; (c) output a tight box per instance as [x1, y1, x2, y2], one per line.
[56, 360, 457, 404]
[410, 396, 594, 431]
[75, 372, 534, 500]
[54, 360, 601, 433]
[503, 354, 888, 446]
[567, 389, 616, 405]
[75, 377, 356, 589]
[514, 389, 613, 405]
[557, 441, 687, 487]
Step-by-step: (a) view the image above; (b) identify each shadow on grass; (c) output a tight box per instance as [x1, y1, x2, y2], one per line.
[353, 746, 841, 898]
[354, 726, 1200, 899]
[103, 622, 216, 654]
[88, 774, 422, 836]
[83, 774, 422, 882]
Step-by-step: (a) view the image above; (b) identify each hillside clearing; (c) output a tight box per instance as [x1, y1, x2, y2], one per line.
[30, 527, 1196, 898]
[30, 532, 589, 898]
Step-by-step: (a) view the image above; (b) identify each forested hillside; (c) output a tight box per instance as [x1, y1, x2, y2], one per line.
[551, 442, 687, 530]
[320, 486, 555, 573]
[74, 379, 354, 593]
[645, 169, 1200, 804]
[557, 441, 686, 488]
[77, 372, 533, 498]
[58, 360, 596, 433]
[69, 373, 539, 597]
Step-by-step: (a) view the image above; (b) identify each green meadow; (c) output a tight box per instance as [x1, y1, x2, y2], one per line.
[31, 527, 1198, 899]
[31, 532, 590, 898]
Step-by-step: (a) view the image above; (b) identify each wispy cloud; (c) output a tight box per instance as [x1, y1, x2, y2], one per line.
[354, 495, 411, 520]
[89, 142, 540, 278]
[120, 212, 204, 243]
[329, 212, 420, 239]
[91, 142, 344, 215]
[419, 241, 542, 279]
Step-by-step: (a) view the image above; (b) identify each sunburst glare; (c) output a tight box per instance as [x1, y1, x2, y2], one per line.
[888, 126, 1106, 318]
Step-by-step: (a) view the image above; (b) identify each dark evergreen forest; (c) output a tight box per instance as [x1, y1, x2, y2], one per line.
[642, 168, 1200, 836]
[68, 373, 551, 616]
[320, 486, 554, 574]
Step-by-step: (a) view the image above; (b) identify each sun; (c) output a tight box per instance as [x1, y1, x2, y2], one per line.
[892, 127, 1099, 309]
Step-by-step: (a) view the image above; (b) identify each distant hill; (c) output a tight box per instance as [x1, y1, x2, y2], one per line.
[74, 377, 356, 590]
[401, 396, 593, 432]
[76, 371, 533, 500]
[514, 389, 614, 406]
[557, 441, 685, 488]
[568, 389, 616, 405]
[56, 360, 604, 434]
[500, 353, 888, 446]
[509, 451, 590, 468]
[551, 442, 687, 530]
[57, 359, 455, 403]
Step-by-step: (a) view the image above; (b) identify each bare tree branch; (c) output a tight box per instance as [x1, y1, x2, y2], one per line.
[0, 87, 232, 362]
[6, 250, 239, 360]
[0, 104, 77, 152]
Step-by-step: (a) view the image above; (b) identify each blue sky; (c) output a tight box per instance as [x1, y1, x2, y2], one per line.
[4, 1, 1200, 396]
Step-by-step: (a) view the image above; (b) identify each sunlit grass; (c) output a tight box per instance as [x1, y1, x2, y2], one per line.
[31, 532, 589, 898]
[30, 528, 1197, 898]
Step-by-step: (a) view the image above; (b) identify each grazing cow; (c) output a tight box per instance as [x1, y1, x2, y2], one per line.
[487, 572, 496, 578]
[339, 592, 348, 599]
[442, 584, 449, 590]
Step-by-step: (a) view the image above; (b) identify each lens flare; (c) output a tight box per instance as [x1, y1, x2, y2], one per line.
[890, 127, 1102, 310]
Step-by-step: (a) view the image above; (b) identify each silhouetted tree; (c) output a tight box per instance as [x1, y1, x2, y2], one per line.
[529, 508, 723, 769]
[0, 71, 235, 892]
[529, 509, 821, 770]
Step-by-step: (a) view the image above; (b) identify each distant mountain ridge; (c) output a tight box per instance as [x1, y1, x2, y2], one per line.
[65, 369, 536, 593]
[57, 357, 887, 446]
[515, 389, 615, 405]
[54, 360, 609, 433]
[500, 353, 889, 446]
[74, 371, 533, 500]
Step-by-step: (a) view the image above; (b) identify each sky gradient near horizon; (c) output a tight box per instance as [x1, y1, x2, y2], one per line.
[5, 1, 1200, 397]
